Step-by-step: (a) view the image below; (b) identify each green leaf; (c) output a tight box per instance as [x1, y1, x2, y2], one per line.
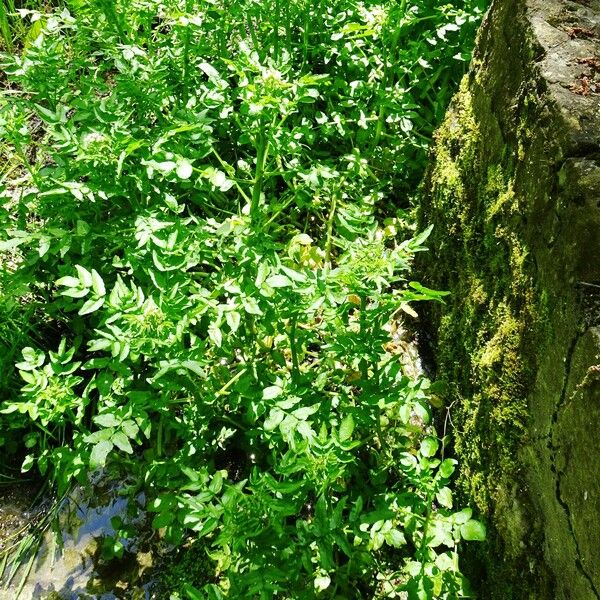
[84, 429, 114, 444]
[152, 511, 175, 529]
[0, 238, 27, 251]
[339, 414, 355, 442]
[411, 224, 434, 248]
[17, 347, 45, 370]
[155, 160, 177, 173]
[91, 269, 106, 296]
[90, 440, 113, 469]
[435, 552, 456, 572]
[121, 420, 139, 439]
[420, 436, 439, 458]
[199, 61, 220, 79]
[35, 103, 60, 123]
[436, 487, 453, 509]
[264, 408, 285, 431]
[314, 573, 331, 592]
[384, 529, 406, 548]
[201, 584, 225, 600]
[460, 519, 486, 541]
[452, 508, 472, 524]
[180, 360, 206, 377]
[183, 583, 206, 600]
[56, 276, 80, 287]
[280, 266, 307, 283]
[439, 458, 457, 478]
[112, 431, 134, 454]
[76, 220, 90, 236]
[292, 405, 318, 420]
[148, 495, 176, 512]
[296, 420, 314, 440]
[242, 296, 263, 315]
[265, 274, 292, 288]
[226, 310, 241, 333]
[408, 281, 450, 301]
[209, 470, 224, 493]
[78, 296, 105, 315]
[177, 160, 194, 179]
[93, 413, 120, 428]
[75, 265, 93, 287]
[263, 385, 283, 400]
[208, 324, 223, 347]
[62, 287, 89, 299]
[21, 454, 35, 473]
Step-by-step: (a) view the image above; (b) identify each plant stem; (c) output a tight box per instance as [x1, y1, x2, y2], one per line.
[251, 125, 269, 227]
[301, 10, 310, 73]
[181, 0, 193, 107]
[274, 0, 280, 62]
[324, 192, 337, 267]
[359, 295, 368, 380]
[215, 367, 248, 398]
[372, 0, 407, 149]
[246, 12, 260, 56]
[0, 0, 13, 53]
[418, 486, 435, 568]
[211, 148, 252, 204]
[289, 315, 300, 381]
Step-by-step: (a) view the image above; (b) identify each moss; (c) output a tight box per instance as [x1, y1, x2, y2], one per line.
[418, 0, 600, 594]
[418, 20, 556, 593]
[156, 539, 216, 599]
[426, 82, 538, 514]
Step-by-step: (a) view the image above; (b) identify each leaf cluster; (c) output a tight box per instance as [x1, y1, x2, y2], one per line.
[0, 1, 486, 598]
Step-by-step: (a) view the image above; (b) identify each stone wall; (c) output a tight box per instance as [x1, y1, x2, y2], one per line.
[419, 0, 600, 597]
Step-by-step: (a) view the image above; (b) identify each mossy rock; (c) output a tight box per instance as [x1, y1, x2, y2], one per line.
[419, 0, 600, 597]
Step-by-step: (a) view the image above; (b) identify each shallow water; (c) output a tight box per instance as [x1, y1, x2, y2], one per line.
[0, 481, 158, 600]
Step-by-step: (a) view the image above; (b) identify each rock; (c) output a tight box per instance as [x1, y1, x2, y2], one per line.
[419, 0, 600, 597]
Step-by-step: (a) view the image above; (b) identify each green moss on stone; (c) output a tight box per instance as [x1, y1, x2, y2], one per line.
[418, 41, 556, 595]
[420, 0, 600, 597]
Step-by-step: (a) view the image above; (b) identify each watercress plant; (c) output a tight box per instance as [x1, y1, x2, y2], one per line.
[0, 0, 487, 598]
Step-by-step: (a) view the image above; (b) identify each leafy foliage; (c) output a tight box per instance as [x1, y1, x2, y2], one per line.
[0, 0, 486, 598]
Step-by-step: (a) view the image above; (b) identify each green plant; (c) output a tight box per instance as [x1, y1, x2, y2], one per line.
[0, 1, 51, 51]
[0, 1, 487, 598]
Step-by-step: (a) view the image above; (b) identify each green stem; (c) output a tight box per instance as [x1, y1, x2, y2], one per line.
[301, 11, 310, 73]
[418, 487, 435, 568]
[14, 143, 38, 185]
[0, 0, 13, 53]
[246, 12, 260, 56]
[181, 0, 193, 106]
[359, 295, 368, 380]
[274, 0, 280, 61]
[157, 419, 163, 458]
[372, 0, 407, 149]
[289, 316, 300, 381]
[324, 193, 337, 267]
[99, 0, 127, 43]
[218, 413, 248, 432]
[215, 367, 248, 398]
[210, 148, 252, 204]
[251, 126, 269, 227]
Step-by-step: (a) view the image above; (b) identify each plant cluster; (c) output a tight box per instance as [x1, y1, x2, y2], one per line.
[0, 0, 486, 598]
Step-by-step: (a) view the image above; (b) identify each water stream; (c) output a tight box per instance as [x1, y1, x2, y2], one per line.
[0, 479, 159, 600]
